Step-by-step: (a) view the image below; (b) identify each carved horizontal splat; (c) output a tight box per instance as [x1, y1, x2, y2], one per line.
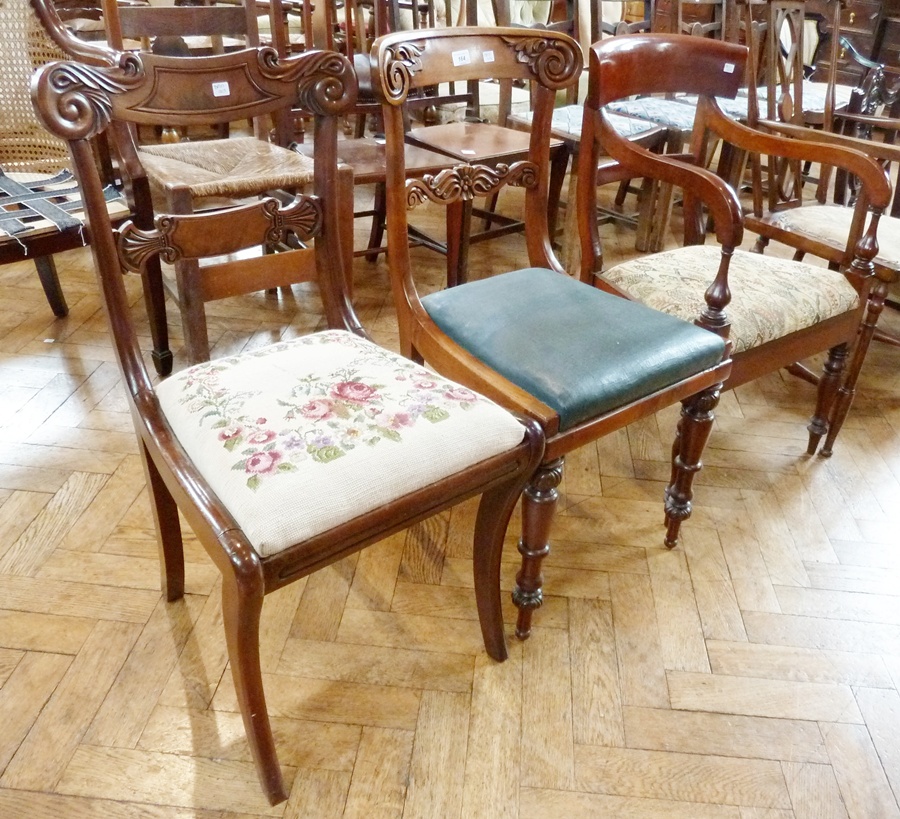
[405, 162, 539, 209]
[116, 196, 323, 273]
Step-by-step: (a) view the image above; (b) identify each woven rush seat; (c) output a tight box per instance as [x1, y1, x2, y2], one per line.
[421, 267, 726, 431]
[156, 329, 527, 557]
[138, 136, 315, 200]
[601, 245, 860, 354]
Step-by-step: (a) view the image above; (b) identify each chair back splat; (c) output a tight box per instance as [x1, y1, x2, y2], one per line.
[32, 40, 545, 807]
[373, 27, 733, 640]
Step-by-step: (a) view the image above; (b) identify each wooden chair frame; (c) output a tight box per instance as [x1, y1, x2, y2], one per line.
[32, 42, 545, 806]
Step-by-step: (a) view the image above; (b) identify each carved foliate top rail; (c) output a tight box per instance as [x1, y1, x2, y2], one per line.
[406, 162, 539, 209]
[379, 30, 581, 104]
[32, 47, 356, 142]
[117, 197, 323, 274]
[502, 35, 582, 90]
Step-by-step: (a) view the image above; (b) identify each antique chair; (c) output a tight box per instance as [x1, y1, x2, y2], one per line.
[32, 44, 544, 805]
[374, 26, 733, 639]
[503, 0, 671, 270]
[270, 0, 460, 267]
[90, 0, 329, 372]
[579, 34, 890, 460]
[0, 0, 129, 318]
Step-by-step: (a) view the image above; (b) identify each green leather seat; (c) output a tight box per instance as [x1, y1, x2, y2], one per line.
[423, 267, 727, 431]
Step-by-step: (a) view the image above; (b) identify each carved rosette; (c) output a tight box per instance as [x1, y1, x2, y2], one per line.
[31, 54, 143, 141]
[405, 161, 538, 209]
[262, 196, 323, 244]
[502, 35, 580, 90]
[380, 41, 426, 104]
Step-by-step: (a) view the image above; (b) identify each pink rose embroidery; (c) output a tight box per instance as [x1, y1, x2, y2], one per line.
[218, 425, 243, 441]
[245, 450, 282, 474]
[246, 429, 276, 444]
[301, 399, 335, 419]
[444, 387, 477, 402]
[332, 381, 378, 404]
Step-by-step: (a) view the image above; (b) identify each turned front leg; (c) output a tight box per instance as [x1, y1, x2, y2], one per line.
[664, 386, 720, 549]
[513, 457, 563, 641]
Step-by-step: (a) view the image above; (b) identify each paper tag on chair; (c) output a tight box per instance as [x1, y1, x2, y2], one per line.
[452, 50, 471, 67]
[211, 81, 231, 97]
[723, 63, 735, 74]
[483, 51, 495, 63]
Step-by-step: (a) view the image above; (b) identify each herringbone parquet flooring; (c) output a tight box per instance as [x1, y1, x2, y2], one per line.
[1, 185, 899, 818]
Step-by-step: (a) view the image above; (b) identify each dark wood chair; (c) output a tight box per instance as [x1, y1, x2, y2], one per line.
[0, 0, 128, 318]
[32, 43, 544, 806]
[373, 26, 734, 639]
[579, 33, 890, 460]
[89, 0, 333, 372]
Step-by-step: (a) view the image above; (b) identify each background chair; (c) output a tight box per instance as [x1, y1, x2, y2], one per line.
[579, 33, 890, 463]
[0, 0, 128, 319]
[374, 26, 733, 640]
[33, 42, 544, 806]
[95, 0, 330, 372]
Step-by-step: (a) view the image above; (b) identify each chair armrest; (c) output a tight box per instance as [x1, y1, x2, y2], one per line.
[32, 0, 123, 68]
[707, 106, 893, 212]
[757, 118, 900, 174]
[597, 108, 745, 250]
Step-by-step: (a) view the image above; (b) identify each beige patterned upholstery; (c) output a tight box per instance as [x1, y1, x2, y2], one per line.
[766, 205, 900, 271]
[156, 330, 526, 557]
[602, 245, 860, 354]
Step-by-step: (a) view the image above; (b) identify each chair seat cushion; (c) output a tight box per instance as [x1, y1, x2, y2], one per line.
[602, 245, 860, 355]
[512, 106, 662, 141]
[606, 97, 701, 132]
[421, 267, 726, 432]
[737, 81, 854, 114]
[155, 330, 526, 557]
[762, 205, 900, 272]
[139, 137, 315, 200]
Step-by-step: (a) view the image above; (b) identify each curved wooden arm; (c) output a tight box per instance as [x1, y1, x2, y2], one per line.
[597, 108, 745, 251]
[30, 0, 123, 67]
[708, 108, 893, 211]
[760, 118, 900, 166]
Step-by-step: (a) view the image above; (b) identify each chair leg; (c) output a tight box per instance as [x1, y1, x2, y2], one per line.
[35, 256, 68, 318]
[365, 181, 387, 264]
[664, 385, 721, 549]
[547, 145, 570, 242]
[446, 199, 472, 288]
[222, 563, 287, 805]
[806, 342, 849, 455]
[143, 256, 174, 376]
[821, 286, 887, 456]
[472, 419, 544, 662]
[175, 259, 211, 364]
[513, 457, 563, 641]
[140, 442, 184, 601]
[752, 234, 770, 255]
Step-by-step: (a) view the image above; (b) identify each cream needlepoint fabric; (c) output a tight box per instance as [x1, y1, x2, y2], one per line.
[156, 330, 526, 556]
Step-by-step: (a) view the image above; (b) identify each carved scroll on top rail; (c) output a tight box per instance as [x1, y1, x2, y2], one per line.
[405, 162, 538, 209]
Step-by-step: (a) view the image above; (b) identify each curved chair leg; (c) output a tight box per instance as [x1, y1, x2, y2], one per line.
[664, 384, 721, 549]
[365, 181, 387, 264]
[140, 442, 184, 601]
[821, 286, 887, 456]
[806, 342, 849, 455]
[513, 457, 564, 641]
[35, 256, 68, 317]
[222, 566, 287, 806]
[472, 420, 544, 661]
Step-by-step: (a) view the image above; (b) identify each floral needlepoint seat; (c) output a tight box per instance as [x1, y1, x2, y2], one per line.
[156, 330, 528, 557]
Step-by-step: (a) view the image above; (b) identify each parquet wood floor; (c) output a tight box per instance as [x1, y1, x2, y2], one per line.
[1, 184, 899, 818]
